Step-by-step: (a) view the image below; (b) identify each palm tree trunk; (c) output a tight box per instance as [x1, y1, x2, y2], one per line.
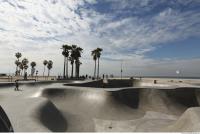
[77, 64, 80, 78]
[97, 58, 99, 79]
[63, 56, 66, 78]
[48, 69, 50, 77]
[94, 60, 96, 79]
[43, 65, 45, 76]
[21, 69, 23, 76]
[75, 61, 78, 78]
[76, 63, 79, 78]
[71, 63, 74, 78]
[24, 69, 26, 80]
[15, 66, 18, 76]
[66, 57, 68, 78]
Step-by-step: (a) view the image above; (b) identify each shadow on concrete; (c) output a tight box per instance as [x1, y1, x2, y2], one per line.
[0, 106, 14, 132]
[165, 88, 199, 107]
[38, 101, 67, 132]
[111, 88, 140, 108]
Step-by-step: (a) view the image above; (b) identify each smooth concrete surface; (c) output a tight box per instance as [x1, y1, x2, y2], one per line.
[0, 79, 200, 132]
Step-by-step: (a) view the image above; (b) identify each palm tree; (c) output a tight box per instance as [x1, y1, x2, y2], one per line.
[91, 49, 97, 79]
[77, 61, 82, 78]
[15, 60, 21, 76]
[30, 61, 36, 76]
[69, 56, 74, 78]
[47, 60, 53, 77]
[73, 46, 83, 78]
[43, 60, 48, 76]
[62, 44, 71, 79]
[15, 52, 22, 75]
[70, 45, 77, 78]
[22, 58, 29, 65]
[22, 58, 29, 79]
[96, 48, 103, 79]
[15, 52, 22, 61]
[19, 62, 23, 76]
[24, 65, 29, 72]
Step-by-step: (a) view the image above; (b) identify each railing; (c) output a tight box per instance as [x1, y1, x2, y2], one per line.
[0, 76, 57, 82]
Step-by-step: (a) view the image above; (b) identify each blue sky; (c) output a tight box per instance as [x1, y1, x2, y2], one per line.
[0, 0, 200, 77]
[146, 37, 200, 60]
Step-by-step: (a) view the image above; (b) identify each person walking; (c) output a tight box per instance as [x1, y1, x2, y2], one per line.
[14, 80, 19, 91]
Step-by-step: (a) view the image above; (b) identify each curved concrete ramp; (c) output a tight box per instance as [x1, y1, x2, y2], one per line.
[1, 81, 200, 132]
[64, 79, 133, 88]
[0, 97, 67, 132]
[41, 87, 144, 132]
[40, 85, 200, 132]
[163, 107, 200, 132]
[37, 101, 67, 132]
[42, 87, 143, 120]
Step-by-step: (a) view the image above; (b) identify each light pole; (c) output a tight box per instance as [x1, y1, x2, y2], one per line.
[121, 60, 123, 80]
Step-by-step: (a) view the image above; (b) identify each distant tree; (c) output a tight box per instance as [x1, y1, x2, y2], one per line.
[69, 45, 77, 78]
[24, 64, 28, 71]
[15, 52, 22, 61]
[43, 60, 48, 76]
[69, 45, 83, 78]
[30, 61, 36, 76]
[74, 46, 83, 78]
[47, 60, 53, 77]
[96, 48, 103, 79]
[69, 56, 74, 78]
[15, 52, 22, 76]
[91, 49, 97, 79]
[62, 44, 71, 79]
[77, 60, 82, 77]
[22, 58, 29, 66]
[22, 58, 29, 77]
[19, 62, 23, 76]
[91, 48, 103, 79]
[15, 60, 21, 76]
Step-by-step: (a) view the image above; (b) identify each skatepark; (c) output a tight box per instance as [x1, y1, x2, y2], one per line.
[0, 78, 200, 132]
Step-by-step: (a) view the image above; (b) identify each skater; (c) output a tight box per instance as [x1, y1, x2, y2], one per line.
[14, 80, 19, 91]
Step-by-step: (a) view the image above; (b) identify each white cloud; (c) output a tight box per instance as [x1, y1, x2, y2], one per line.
[0, 0, 199, 77]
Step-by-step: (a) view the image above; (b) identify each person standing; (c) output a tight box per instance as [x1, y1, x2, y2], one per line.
[14, 80, 19, 91]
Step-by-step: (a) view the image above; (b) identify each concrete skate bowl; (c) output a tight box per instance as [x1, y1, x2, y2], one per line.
[37, 101, 67, 132]
[41, 87, 143, 132]
[39, 85, 200, 132]
[64, 79, 134, 88]
[0, 106, 13, 132]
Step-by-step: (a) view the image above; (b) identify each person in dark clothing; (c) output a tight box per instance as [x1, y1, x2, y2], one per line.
[14, 80, 19, 91]
[24, 72, 27, 80]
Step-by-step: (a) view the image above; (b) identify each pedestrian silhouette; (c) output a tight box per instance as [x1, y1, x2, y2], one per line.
[24, 72, 27, 80]
[14, 80, 19, 91]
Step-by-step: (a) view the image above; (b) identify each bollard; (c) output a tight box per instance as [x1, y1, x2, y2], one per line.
[154, 80, 157, 84]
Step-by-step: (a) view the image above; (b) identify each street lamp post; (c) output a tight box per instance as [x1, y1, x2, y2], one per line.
[121, 60, 123, 80]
